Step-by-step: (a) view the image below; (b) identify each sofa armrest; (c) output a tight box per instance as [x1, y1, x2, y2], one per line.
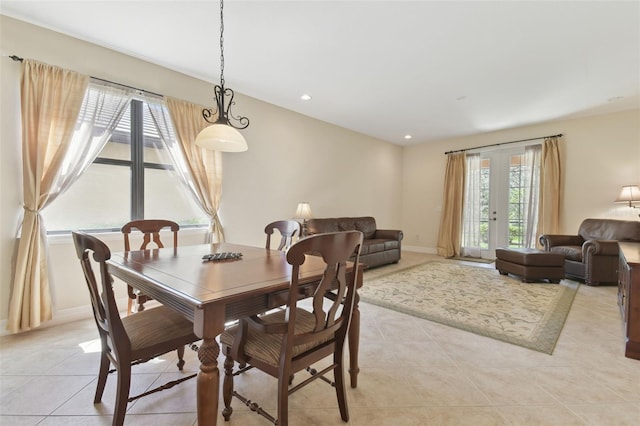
[374, 229, 403, 241]
[583, 240, 620, 257]
[539, 234, 584, 251]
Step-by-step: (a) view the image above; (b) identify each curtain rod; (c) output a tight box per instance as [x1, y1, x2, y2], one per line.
[444, 133, 563, 155]
[9, 55, 163, 98]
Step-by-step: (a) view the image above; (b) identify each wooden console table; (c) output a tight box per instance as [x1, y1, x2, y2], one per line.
[617, 242, 640, 360]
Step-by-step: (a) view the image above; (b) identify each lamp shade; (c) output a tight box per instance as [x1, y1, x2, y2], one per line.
[294, 202, 313, 220]
[195, 123, 248, 152]
[615, 185, 640, 206]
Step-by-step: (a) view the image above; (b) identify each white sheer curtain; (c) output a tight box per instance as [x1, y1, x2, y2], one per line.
[145, 97, 224, 242]
[49, 80, 134, 201]
[522, 145, 542, 248]
[145, 97, 202, 207]
[461, 153, 481, 258]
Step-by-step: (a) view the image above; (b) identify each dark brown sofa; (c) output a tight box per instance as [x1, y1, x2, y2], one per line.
[539, 218, 640, 285]
[306, 216, 403, 268]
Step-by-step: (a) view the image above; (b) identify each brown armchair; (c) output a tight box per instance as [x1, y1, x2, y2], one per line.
[539, 218, 640, 285]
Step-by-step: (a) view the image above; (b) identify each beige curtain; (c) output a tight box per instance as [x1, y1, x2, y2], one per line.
[537, 136, 562, 237]
[8, 60, 89, 332]
[437, 152, 466, 257]
[164, 97, 225, 242]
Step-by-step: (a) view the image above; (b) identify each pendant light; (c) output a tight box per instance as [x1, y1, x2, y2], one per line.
[195, 0, 249, 152]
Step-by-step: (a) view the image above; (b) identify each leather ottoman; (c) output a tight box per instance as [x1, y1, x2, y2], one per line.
[495, 248, 565, 283]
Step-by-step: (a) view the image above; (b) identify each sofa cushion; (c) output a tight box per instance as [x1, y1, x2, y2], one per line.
[353, 217, 377, 239]
[310, 217, 378, 240]
[362, 239, 386, 255]
[551, 245, 582, 262]
[578, 218, 640, 242]
[306, 218, 339, 234]
[337, 217, 357, 232]
[383, 240, 399, 250]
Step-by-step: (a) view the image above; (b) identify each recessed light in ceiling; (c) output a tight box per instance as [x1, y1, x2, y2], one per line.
[300, 94, 312, 101]
[404, 134, 412, 140]
[607, 96, 624, 102]
[456, 96, 467, 101]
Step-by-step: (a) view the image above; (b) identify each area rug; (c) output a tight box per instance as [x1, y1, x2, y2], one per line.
[359, 262, 579, 354]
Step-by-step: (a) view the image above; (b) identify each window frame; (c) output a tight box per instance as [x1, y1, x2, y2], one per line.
[44, 88, 208, 235]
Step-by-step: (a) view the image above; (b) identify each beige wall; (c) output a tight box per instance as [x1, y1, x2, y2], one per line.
[402, 109, 640, 251]
[1, 15, 639, 331]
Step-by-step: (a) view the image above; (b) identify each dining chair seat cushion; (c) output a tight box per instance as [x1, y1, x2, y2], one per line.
[123, 306, 198, 354]
[221, 309, 333, 367]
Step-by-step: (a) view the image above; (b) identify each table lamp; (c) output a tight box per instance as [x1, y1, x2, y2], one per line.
[615, 185, 640, 217]
[294, 202, 313, 236]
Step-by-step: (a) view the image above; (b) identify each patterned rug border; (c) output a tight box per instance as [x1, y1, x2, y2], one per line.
[360, 261, 580, 354]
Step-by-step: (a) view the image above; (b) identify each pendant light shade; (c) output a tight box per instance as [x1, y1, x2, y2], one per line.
[195, 123, 248, 152]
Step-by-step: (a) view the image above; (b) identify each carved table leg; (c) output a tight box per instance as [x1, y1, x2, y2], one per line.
[197, 337, 220, 425]
[349, 290, 360, 388]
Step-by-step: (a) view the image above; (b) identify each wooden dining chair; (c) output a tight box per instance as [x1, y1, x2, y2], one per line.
[220, 230, 363, 426]
[121, 219, 179, 314]
[264, 220, 302, 251]
[72, 231, 199, 426]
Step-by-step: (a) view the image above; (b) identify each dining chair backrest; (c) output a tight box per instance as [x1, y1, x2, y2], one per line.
[122, 219, 179, 251]
[221, 230, 363, 425]
[264, 220, 302, 251]
[121, 219, 179, 313]
[73, 231, 198, 426]
[73, 231, 130, 360]
[285, 230, 363, 347]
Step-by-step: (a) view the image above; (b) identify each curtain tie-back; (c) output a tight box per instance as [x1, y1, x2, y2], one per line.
[23, 206, 39, 213]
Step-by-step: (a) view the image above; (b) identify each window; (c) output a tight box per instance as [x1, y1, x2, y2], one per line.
[42, 83, 208, 232]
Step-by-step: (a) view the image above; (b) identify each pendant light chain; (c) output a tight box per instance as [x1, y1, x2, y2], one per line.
[219, 0, 225, 88]
[196, 0, 249, 142]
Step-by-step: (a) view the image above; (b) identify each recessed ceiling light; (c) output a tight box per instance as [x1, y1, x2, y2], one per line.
[607, 96, 624, 102]
[456, 96, 467, 101]
[300, 94, 312, 101]
[404, 134, 412, 140]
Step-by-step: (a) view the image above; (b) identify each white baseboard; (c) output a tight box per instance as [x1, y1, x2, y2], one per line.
[403, 245, 437, 254]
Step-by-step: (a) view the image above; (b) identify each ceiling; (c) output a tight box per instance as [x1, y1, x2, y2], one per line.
[2, 0, 639, 145]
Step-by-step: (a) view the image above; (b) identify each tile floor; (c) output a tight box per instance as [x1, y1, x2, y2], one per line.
[1, 252, 639, 425]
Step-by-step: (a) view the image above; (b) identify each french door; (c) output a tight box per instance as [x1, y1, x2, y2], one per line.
[462, 146, 540, 259]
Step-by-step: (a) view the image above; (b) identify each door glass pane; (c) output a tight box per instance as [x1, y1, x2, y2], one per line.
[508, 154, 525, 248]
[479, 158, 490, 249]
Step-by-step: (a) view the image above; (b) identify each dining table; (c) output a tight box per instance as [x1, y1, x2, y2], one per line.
[107, 242, 363, 425]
